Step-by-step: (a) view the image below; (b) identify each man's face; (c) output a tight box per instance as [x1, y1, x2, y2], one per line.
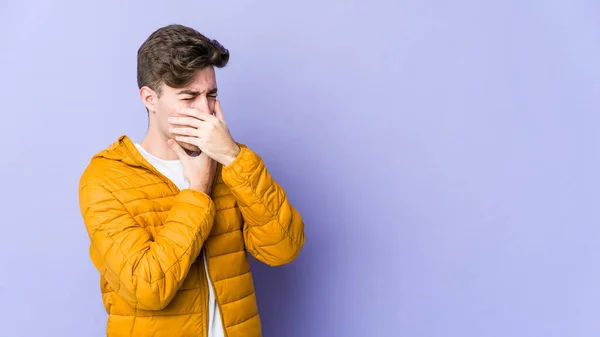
[148, 66, 218, 153]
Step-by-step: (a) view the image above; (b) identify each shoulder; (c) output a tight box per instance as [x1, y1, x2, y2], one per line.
[80, 157, 137, 188]
[78, 135, 142, 191]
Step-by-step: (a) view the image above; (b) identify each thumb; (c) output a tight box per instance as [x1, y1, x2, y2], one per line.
[167, 139, 188, 160]
[214, 100, 225, 122]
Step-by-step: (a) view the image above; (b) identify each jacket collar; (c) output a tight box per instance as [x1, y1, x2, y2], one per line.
[93, 134, 148, 169]
[92, 134, 224, 188]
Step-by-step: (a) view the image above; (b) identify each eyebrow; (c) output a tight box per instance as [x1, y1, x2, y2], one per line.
[176, 88, 218, 96]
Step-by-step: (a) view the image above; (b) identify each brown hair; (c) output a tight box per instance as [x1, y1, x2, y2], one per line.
[137, 24, 230, 96]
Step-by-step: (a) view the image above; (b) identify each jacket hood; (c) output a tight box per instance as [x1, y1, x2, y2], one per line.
[93, 135, 147, 169]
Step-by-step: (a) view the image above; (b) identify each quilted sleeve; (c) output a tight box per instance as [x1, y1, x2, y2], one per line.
[221, 145, 305, 266]
[78, 179, 215, 311]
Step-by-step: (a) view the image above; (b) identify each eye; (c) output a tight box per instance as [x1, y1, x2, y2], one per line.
[182, 97, 194, 101]
[208, 95, 218, 99]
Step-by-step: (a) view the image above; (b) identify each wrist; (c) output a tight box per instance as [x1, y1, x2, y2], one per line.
[221, 144, 241, 166]
[188, 182, 208, 193]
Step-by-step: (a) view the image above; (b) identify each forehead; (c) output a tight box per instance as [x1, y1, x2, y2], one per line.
[166, 66, 217, 92]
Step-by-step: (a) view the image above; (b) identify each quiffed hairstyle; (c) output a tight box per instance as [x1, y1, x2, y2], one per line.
[137, 24, 230, 96]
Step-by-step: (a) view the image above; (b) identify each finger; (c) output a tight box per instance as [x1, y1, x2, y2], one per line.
[199, 151, 213, 161]
[167, 139, 188, 160]
[174, 135, 201, 147]
[195, 112, 219, 124]
[214, 100, 225, 122]
[169, 126, 199, 137]
[178, 108, 216, 122]
[168, 116, 203, 128]
[176, 108, 201, 119]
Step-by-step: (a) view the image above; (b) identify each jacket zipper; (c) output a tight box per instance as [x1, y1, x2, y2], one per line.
[201, 252, 209, 337]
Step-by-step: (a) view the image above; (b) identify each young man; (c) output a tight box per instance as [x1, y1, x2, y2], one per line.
[78, 24, 305, 337]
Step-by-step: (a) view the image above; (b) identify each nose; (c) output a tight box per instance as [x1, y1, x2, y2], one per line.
[191, 96, 211, 115]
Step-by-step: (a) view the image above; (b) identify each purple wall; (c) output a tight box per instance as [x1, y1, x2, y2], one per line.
[1, 0, 599, 336]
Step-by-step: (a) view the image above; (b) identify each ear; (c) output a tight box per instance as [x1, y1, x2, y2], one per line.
[140, 86, 158, 112]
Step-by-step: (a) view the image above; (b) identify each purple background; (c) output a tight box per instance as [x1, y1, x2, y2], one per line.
[1, 0, 600, 336]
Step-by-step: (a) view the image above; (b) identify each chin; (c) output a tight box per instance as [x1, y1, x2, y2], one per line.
[178, 141, 201, 154]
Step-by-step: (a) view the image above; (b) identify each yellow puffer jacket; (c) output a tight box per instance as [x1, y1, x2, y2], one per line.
[78, 135, 305, 337]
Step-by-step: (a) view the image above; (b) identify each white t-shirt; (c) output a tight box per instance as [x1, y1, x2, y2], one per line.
[135, 143, 224, 337]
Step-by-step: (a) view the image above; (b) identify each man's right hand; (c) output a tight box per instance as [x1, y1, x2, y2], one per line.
[167, 138, 217, 195]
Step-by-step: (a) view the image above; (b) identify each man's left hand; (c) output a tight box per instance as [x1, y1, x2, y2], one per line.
[168, 100, 241, 166]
